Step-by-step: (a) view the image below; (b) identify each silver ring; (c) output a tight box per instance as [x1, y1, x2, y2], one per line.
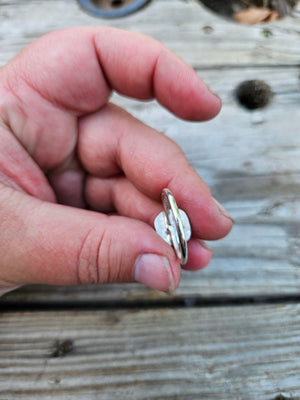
[154, 189, 191, 264]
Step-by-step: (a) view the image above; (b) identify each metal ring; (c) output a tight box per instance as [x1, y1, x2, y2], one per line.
[78, 0, 149, 18]
[161, 189, 188, 265]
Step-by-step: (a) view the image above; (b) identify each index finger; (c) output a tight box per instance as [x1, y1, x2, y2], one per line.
[3, 26, 221, 121]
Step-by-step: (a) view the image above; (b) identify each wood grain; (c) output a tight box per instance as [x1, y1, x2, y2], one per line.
[0, 0, 299, 67]
[0, 305, 299, 399]
[0, 1, 300, 398]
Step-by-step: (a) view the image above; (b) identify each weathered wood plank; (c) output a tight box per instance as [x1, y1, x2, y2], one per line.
[0, 0, 300, 68]
[0, 305, 299, 399]
[0, 2, 299, 399]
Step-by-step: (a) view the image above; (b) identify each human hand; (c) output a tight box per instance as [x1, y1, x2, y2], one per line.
[0, 27, 233, 295]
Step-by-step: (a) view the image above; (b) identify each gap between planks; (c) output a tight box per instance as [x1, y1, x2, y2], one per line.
[2, 293, 300, 312]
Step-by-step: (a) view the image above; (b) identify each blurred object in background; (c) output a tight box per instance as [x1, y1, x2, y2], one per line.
[199, 0, 298, 23]
[78, 0, 150, 18]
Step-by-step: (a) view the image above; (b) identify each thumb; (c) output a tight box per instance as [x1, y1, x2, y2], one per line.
[0, 186, 180, 293]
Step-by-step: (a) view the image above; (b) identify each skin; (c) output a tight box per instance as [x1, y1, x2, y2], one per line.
[0, 27, 233, 294]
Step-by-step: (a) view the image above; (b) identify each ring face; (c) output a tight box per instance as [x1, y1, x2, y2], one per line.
[154, 189, 191, 265]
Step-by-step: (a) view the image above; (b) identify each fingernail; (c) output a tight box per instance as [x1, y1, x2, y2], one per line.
[133, 254, 175, 293]
[207, 85, 222, 103]
[200, 241, 214, 256]
[213, 198, 234, 223]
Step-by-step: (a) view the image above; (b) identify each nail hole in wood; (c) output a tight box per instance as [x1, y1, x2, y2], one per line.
[51, 339, 74, 358]
[235, 79, 273, 110]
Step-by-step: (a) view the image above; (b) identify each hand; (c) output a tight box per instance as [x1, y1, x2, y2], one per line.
[0, 27, 233, 294]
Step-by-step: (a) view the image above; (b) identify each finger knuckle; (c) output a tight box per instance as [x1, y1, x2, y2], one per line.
[76, 226, 108, 285]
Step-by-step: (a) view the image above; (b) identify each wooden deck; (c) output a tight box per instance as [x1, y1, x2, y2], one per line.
[1, 0, 300, 398]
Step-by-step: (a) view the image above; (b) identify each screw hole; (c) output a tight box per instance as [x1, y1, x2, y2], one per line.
[235, 80, 273, 110]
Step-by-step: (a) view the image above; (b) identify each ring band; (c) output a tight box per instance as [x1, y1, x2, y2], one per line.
[154, 189, 191, 265]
